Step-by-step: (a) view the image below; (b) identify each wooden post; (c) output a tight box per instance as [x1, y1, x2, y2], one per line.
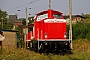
[69, 0, 73, 49]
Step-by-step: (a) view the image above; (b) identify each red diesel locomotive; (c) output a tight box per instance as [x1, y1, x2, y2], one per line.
[26, 9, 72, 52]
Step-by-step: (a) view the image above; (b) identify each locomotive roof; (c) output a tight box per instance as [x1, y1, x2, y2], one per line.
[37, 9, 63, 15]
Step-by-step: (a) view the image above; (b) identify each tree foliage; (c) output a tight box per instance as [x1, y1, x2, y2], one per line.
[20, 18, 34, 26]
[0, 9, 7, 21]
[19, 18, 26, 26]
[0, 9, 7, 29]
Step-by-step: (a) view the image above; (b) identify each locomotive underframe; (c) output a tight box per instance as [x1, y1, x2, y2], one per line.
[30, 39, 71, 53]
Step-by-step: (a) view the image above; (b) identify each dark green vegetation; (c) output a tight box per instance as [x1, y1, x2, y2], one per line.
[0, 40, 90, 60]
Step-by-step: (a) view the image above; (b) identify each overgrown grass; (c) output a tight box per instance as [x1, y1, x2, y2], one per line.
[0, 39, 90, 60]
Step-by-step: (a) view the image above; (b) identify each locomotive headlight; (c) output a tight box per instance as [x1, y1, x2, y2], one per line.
[64, 32, 67, 38]
[44, 34, 48, 38]
[44, 33, 48, 38]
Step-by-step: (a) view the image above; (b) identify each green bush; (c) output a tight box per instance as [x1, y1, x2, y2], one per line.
[67, 22, 90, 40]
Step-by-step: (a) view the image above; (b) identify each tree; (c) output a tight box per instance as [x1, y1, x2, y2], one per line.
[0, 9, 8, 29]
[20, 17, 34, 26]
[19, 18, 26, 26]
[0, 9, 7, 21]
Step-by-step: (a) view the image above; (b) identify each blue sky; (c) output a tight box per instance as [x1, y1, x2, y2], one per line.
[0, 0, 90, 18]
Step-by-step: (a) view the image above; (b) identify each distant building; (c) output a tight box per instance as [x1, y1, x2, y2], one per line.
[8, 14, 22, 29]
[14, 22, 22, 27]
[64, 15, 85, 24]
[8, 14, 18, 23]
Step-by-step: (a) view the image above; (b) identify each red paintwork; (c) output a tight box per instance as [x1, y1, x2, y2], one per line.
[26, 32, 31, 42]
[44, 23, 66, 39]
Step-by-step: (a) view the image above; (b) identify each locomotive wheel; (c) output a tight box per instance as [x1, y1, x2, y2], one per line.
[30, 42, 33, 51]
[38, 44, 44, 53]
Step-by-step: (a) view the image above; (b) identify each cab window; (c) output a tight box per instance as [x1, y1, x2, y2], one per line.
[37, 14, 48, 21]
[53, 14, 61, 18]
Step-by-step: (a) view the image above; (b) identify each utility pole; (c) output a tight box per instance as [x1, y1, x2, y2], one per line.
[48, 0, 51, 9]
[69, 0, 73, 49]
[24, 7, 28, 48]
[26, 7, 28, 26]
